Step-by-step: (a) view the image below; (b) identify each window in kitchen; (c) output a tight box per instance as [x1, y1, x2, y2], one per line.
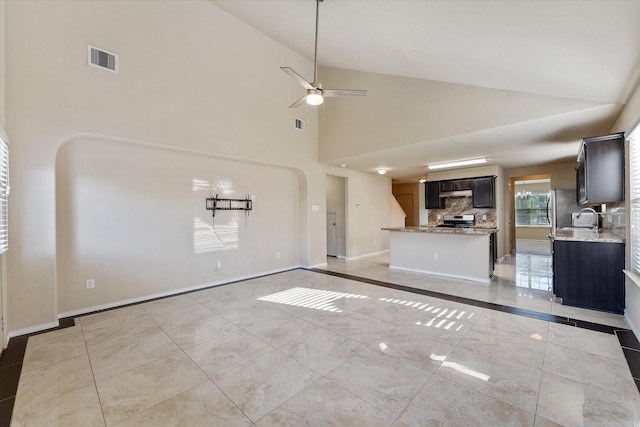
[630, 123, 640, 273]
[515, 192, 550, 226]
[0, 131, 8, 254]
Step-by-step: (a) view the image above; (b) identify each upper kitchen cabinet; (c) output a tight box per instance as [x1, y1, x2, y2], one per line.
[577, 132, 624, 205]
[425, 181, 444, 209]
[472, 176, 495, 208]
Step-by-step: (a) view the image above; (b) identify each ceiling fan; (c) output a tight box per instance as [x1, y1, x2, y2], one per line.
[281, 0, 367, 108]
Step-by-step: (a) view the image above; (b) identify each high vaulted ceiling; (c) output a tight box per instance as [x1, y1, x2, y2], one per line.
[213, 0, 640, 181]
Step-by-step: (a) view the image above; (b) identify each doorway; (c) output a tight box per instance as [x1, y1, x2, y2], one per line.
[509, 174, 551, 255]
[326, 175, 347, 258]
[395, 193, 415, 227]
[327, 213, 337, 257]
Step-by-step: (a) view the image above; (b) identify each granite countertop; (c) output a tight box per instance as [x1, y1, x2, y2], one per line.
[381, 226, 498, 236]
[552, 227, 625, 243]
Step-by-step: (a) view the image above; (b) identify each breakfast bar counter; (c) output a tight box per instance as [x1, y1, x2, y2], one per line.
[381, 226, 498, 283]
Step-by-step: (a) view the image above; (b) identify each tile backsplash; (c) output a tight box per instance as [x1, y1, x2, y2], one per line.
[426, 197, 497, 228]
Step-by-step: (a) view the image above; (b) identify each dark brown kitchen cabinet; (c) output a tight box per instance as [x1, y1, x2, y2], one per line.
[425, 181, 444, 209]
[472, 176, 495, 208]
[577, 132, 624, 205]
[552, 239, 624, 314]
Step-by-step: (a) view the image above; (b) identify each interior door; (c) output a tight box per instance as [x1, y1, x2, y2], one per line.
[327, 213, 337, 257]
[395, 194, 415, 226]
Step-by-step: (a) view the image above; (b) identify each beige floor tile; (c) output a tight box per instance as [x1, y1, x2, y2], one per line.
[543, 342, 637, 397]
[14, 354, 95, 413]
[255, 378, 395, 426]
[280, 326, 365, 375]
[139, 294, 199, 318]
[83, 315, 161, 353]
[459, 324, 546, 370]
[398, 374, 534, 426]
[113, 381, 251, 427]
[145, 300, 214, 330]
[550, 303, 628, 328]
[22, 327, 87, 372]
[322, 311, 396, 345]
[96, 350, 209, 426]
[78, 306, 148, 333]
[89, 328, 178, 381]
[475, 309, 550, 340]
[162, 311, 238, 349]
[537, 371, 640, 427]
[213, 346, 319, 422]
[184, 327, 273, 381]
[11, 384, 105, 427]
[547, 322, 625, 361]
[372, 323, 456, 372]
[436, 349, 542, 413]
[242, 311, 319, 348]
[326, 347, 431, 418]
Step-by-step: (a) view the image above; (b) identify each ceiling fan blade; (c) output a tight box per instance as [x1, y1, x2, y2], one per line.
[288, 95, 308, 109]
[323, 89, 368, 98]
[281, 67, 314, 90]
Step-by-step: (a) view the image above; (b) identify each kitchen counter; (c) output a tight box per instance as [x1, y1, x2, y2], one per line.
[382, 227, 497, 283]
[381, 226, 498, 236]
[551, 227, 624, 244]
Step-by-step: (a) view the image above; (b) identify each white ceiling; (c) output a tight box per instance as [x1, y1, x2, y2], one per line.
[213, 0, 640, 181]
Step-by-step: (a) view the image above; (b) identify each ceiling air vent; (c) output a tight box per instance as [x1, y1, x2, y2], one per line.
[294, 118, 305, 131]
[88, 45, 119, 73]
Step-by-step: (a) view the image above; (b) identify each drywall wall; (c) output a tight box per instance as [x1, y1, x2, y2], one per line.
[3, 0, 334, 334]
[56, 137, 301, 315]
[317, 66, 612, 164]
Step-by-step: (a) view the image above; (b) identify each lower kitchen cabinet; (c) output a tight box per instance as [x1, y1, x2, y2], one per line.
[552, 240, 624, 314]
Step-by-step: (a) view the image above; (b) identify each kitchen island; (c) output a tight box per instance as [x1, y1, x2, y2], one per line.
[381, 227, 498, 283]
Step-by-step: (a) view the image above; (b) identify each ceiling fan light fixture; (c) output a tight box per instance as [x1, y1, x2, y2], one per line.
[427, 157, 488, 170]
[306, 89, 324, 106]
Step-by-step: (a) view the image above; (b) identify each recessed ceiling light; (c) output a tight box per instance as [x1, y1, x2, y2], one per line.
[427, 158, 487, 170]
[378, 168, 387, 175]
[340, 163, 346, 168]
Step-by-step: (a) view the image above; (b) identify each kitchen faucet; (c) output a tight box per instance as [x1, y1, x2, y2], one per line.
[577, 207, 599, 231]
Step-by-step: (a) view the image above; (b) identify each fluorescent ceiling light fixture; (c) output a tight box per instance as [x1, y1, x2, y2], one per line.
[427, 158, 487, 170]
[378, 168, 387, 175]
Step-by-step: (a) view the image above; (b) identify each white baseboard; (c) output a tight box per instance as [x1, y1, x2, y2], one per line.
[388, 265, 490, 284]
[346, 249, 389, 261]
[306, 262, 328, 269]
[58, 265, 303, 319]
[7, 320, 60, 340]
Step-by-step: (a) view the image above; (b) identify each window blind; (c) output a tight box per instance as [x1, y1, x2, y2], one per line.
[630, 125, 640, 273]
[0, 133, 8, 254]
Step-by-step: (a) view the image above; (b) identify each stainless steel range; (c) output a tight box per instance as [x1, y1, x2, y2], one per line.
[437, 214, 475, 228]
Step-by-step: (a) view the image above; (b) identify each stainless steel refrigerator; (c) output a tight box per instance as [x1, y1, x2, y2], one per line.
[547, 189, 581, 232]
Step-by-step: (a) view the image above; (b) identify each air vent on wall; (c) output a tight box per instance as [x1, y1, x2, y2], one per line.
[88, 45, 119, 73]
[294, 118, 305, 131]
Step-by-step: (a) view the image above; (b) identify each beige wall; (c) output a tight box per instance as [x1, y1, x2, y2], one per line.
[56, 137, 303, 315]
[612, 77, 640, 334]
[2, 0, 368, 336]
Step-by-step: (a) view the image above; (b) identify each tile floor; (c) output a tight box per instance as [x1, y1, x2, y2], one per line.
[4, 251, 640, 426]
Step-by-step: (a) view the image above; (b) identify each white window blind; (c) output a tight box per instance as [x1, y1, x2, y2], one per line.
[630, 124, 640, 273]
[0, 133, 8, 254]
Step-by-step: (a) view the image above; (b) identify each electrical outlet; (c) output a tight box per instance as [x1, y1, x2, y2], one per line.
[216, 260, 222, 269]
[276, 251, 280, 259]
[85, 279, 95, 290]
[433, 253, 438, 260]
[482, 214, 487, 220]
